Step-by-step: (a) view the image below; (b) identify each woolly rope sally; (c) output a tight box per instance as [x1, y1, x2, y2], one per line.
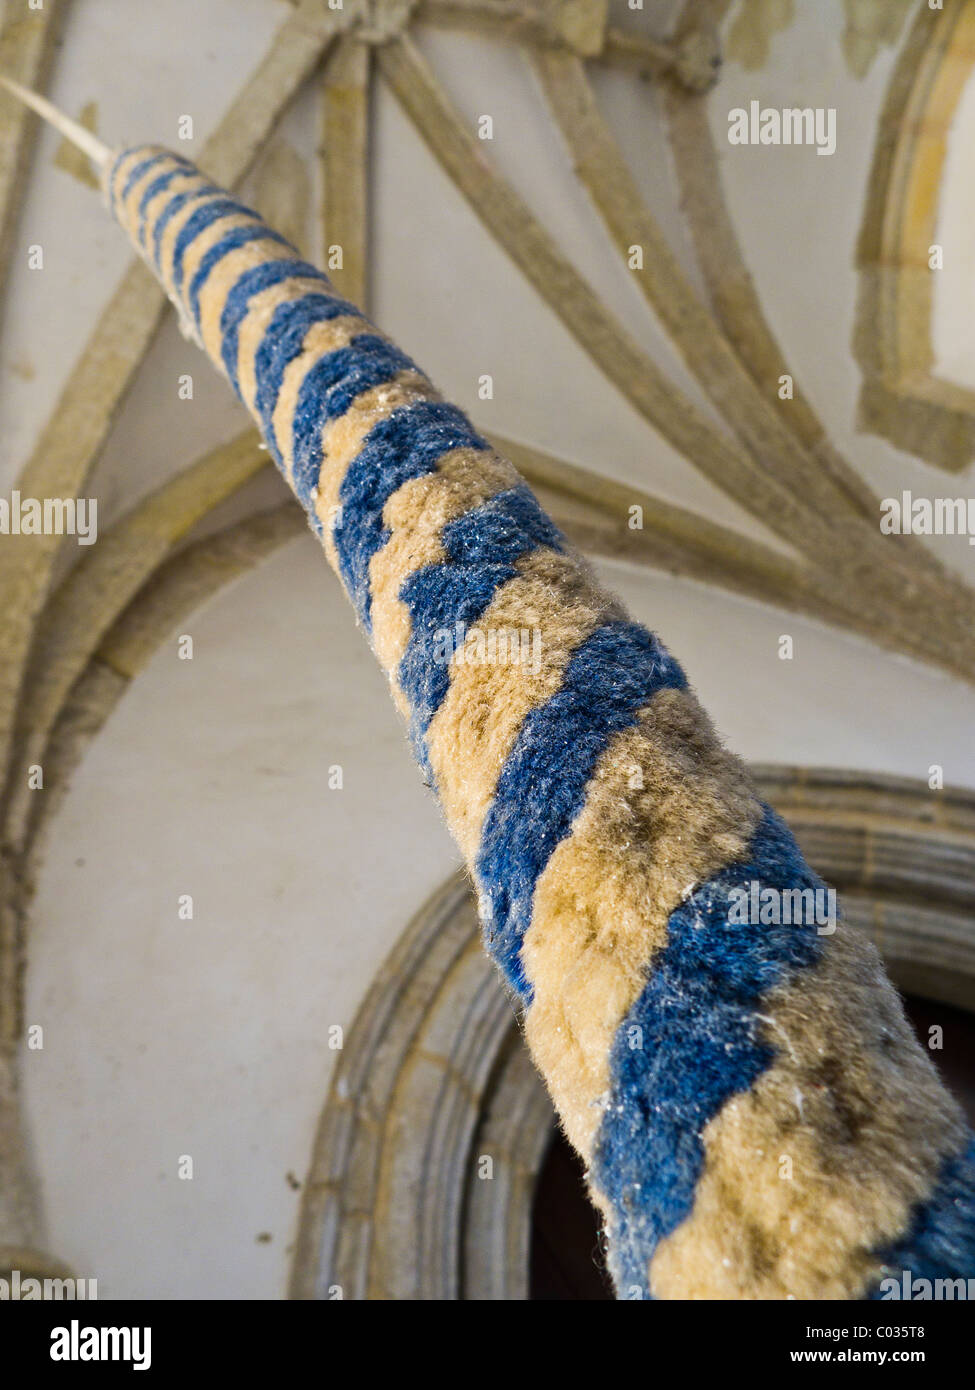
[6, 81, 974, 1299]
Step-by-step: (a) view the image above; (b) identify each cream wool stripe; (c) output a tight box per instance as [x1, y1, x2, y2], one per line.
[99, 143, 974, 1299]
[649, 922, 968, 1299]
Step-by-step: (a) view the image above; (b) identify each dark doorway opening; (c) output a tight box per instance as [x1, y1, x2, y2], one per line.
[529, 992, 975, 1299]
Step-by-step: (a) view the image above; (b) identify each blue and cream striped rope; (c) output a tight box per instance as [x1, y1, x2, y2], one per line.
[101, 144, 972, 1298]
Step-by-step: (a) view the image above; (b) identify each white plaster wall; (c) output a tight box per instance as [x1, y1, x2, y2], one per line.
[26, 535, 461, 1299]
[0, 0, 288, 486]
[710, 0, 975, 587]
[933, 61, 975, 393]
[4, 0, 974, 1297]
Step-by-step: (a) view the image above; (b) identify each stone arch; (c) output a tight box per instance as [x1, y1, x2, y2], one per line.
[290, 764, 975, 1299]
[855, 0, 975, 471]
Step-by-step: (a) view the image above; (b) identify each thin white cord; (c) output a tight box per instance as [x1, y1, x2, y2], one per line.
[0, 73, 111, 169]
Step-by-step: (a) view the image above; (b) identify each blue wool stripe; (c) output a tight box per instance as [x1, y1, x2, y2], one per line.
[118, 150, 174, 208]
[135, 165, 197, 247]
[476, 621, 688, 999]
[149, 182, 224, 269]
[591, 806, 825, 1298]
[218, 258, 335, 396]
[186, 224, 294, 328]
[170, 195, 268, 294]
[107, 148, 133, 201]
[396, 485, 565, 770]
[868, 1138, 975, 1293]
[331, 401, 488, 628]
[289, 338, 420, 514]
[252, 294, 364, 456]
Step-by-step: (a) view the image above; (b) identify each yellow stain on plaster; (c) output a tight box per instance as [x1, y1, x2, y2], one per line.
[251, 138, 310, 258]
[727, 0, 913, 79]
[842, 0, 913, 80]
[53, 101, 100, 189]
[726, 0, 794, 71]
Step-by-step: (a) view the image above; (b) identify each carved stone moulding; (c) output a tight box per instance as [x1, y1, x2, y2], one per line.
[290, 765, 975, 1300]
